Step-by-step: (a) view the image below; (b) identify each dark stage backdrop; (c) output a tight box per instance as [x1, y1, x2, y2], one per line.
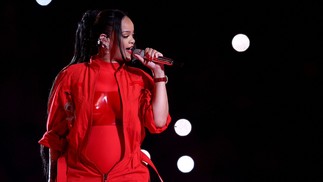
[1, 0, 322, 181]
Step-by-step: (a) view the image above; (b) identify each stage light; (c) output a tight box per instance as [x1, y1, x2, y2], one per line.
[35, 0, 52, 6]
[177, 155, 194, 173]
[141, 149, 151, 159]
[232, 33, 250, 52]
[174, 118, 192, 136]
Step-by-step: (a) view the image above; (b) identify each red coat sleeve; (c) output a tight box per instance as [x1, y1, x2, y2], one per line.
[38, 69, 74, 152]
[140, 80, 172, 134]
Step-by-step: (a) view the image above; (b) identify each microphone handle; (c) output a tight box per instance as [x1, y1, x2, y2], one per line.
[133, 49, 174, 66]
[151, 57, 174, 66]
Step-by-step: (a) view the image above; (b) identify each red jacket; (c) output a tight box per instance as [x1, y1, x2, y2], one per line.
[39, 59, 171, 182]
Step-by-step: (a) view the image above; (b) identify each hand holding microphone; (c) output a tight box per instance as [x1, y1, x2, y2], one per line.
[132, 49, 174, 66]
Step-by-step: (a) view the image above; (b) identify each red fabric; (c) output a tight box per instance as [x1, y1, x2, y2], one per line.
[92, 91, 121, 125]
[92, 61, 121, 125]
[57, 151, 164, 182]
[84, 126, 123, 174]
[85, 60, 123, 173]
[57, 156, 67, 182]
[39, 58, 171, 181]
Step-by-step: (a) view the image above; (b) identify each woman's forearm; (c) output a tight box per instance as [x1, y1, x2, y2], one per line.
[152, 80, 169, 127]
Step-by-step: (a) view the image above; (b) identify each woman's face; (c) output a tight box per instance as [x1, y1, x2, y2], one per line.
[111, 16, 135, 62]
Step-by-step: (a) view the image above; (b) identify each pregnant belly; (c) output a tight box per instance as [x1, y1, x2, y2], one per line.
[84, 126, 123, 173]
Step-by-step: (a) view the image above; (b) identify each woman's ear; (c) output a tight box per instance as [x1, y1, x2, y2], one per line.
[99, 34, 110, 48]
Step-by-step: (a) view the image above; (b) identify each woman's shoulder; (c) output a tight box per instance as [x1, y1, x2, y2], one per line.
[57, 62, 89, 76]
[53, 63, 89, 81]
[63, 62, 88, 71]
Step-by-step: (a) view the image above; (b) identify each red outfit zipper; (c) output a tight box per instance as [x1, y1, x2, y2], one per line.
[103, 173, 108, 182]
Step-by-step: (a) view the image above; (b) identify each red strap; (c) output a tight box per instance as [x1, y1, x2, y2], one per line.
[140, 151, 164, 182]
[57, 155, 67, 182]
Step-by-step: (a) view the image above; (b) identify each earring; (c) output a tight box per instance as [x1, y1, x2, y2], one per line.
[97, 39, 101, 45]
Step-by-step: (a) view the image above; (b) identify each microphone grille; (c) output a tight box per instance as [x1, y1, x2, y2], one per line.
[132, 49, 144, 57]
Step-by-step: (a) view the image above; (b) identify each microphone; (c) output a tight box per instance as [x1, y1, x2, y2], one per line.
[132, 49, 174, 66]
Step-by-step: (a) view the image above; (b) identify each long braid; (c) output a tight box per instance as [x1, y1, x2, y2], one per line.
[40, 144, 49, 181]
[39, 11, 100, 180]
[70, 10, 100, 64]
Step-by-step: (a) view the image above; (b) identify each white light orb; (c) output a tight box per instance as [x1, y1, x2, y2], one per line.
[177, 155, 194, 173]
[36, 0, 52, 6]
[141, 149, 151, 159]
[232, 33, 250, 52]
[174, 118, 192, 136]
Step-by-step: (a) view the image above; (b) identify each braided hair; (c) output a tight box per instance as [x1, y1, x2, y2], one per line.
[69, 9, 128, 64]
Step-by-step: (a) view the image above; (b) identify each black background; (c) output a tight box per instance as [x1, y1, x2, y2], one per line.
[1, 0, 323, 181]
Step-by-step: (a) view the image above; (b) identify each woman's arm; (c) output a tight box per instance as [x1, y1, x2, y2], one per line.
[151, 68, 169, 127]
[133, 47, 170, 128]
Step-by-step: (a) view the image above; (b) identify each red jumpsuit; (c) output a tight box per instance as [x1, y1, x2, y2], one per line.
[38, 58, 171, 182]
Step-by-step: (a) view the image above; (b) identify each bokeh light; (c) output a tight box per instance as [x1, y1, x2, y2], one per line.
[35, 0, 52, 6]
[174, 118, 192, 136]
[177, 155, 194, 173]
[232, 33, 250, 52]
